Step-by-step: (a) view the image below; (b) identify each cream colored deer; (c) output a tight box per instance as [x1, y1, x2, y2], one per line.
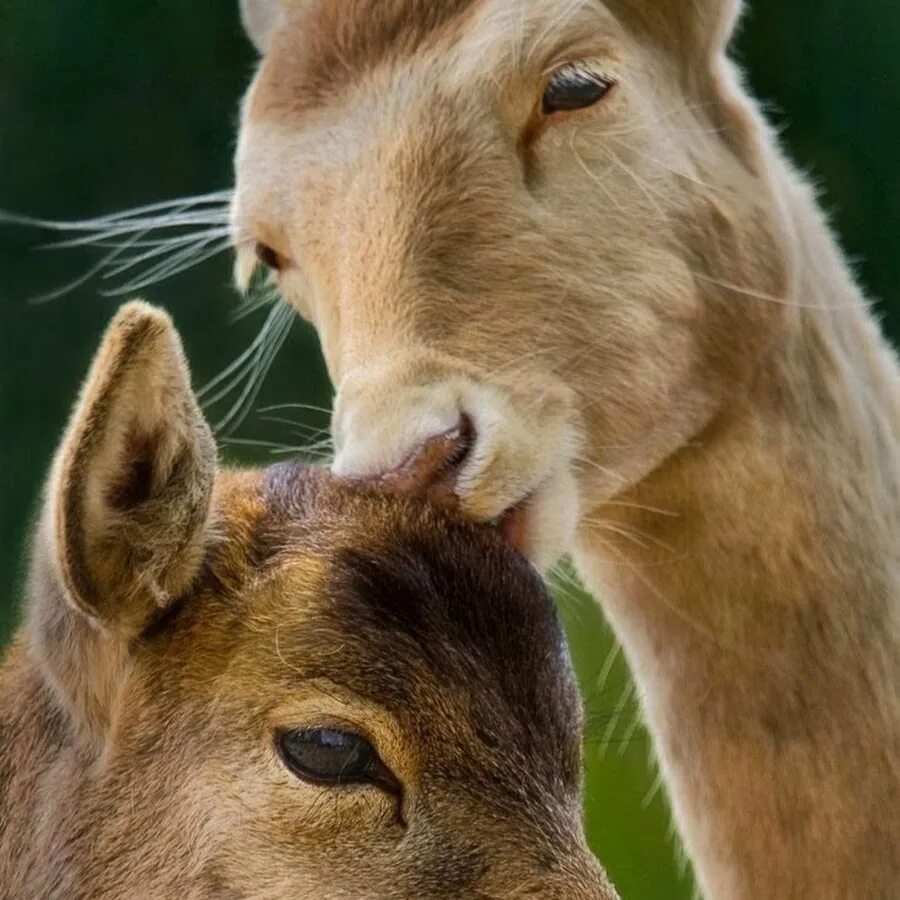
[0, 302, 617, 900]
[233, 1, 900, 897]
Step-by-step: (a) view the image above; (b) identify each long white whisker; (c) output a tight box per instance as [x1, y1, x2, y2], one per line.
[199, 303, 284, 404]
[599, 681, 636, 760]
[218, 310, 293, 435]
[213, 304, 294, 434]
[6, 190, 235, 302]
[61, 233, 230, 252]
[27, 233, 145, 305]
[258, 402, 335, 417]
[0, 189, 233, 232]
[103, 237, 231, 296]
[232, 285, 280, 322]
[220, 437, 300, 453]
[605, 150, 668, 218]
[572, 453, 631, 487]
[588, 519, 652, 550]
[258, 414, 332, 437]
[618, 705, 645, 758]
[584, 518, 678, 555]
[37, 216, 231, 250]
[596, 641, 621, 696]
[101, 228, 232, 279]
[608, 135, 725, 193]
[600, 498, 680, 518]
[641, 768, 665, 810]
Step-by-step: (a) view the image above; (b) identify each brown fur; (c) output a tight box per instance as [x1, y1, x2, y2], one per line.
[0, 304, 617, 900]
[234, 1, 900, 897]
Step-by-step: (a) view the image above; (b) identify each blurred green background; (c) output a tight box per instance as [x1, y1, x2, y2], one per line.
[0, 3, 897, 898]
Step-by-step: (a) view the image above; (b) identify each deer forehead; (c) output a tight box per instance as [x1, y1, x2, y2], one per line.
[244, 0, 623, 123]
[231, 0, 662, 285]
[144, 466, 582, 794]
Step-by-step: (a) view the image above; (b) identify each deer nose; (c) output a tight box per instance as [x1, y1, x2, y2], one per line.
[377, 415, 474, 510]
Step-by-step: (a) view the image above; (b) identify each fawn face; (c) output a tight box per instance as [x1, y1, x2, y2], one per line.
[20, 304, 616, 899]
[233, 0, 792, 565]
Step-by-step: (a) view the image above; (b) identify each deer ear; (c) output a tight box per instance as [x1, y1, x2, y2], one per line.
[28, 303, 216, 742]
[47, 301, 216, 635]
[240, 0, 287, 53]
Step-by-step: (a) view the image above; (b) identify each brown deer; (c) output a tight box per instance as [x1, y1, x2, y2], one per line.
[0, 302, 617, 900]
[232, 1, 900, 897]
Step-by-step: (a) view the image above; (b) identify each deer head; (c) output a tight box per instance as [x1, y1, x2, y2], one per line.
[233, 0, 792, 566]
[11, 302, 616, 899]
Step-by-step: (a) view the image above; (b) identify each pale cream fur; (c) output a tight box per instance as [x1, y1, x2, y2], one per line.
[235, 1, 900, 897]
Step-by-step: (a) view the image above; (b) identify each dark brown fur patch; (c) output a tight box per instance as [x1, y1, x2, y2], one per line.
[250, 463, 583, 805]
[236, 465, 585, 820]
[323, 535, 583, 797]
[106, 429, 161, 511]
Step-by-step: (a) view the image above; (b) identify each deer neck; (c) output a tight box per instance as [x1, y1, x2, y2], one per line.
[575, 169, 900, 898]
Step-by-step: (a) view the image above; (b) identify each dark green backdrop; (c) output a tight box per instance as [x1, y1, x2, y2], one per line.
[1, 3, 897, 898]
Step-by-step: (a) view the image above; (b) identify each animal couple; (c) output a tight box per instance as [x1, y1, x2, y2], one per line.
[1, 1, 897, 898]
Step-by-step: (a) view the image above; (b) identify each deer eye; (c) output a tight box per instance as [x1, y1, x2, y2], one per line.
[255, 242, 284, 272]
[277, 728, 399, 792]
[542, 63, 615, 115]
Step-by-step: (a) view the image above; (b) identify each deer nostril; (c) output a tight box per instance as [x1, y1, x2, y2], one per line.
[378, 415, 475, 509]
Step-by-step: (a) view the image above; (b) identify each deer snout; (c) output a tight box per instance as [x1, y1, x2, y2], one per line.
[331, 362, 581, 568]
[331, 364, 468, 482]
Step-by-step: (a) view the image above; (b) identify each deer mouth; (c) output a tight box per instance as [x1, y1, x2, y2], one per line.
[374, 423, 553, 560]
[375, 415, 475, 511]
[331, 368, 581, 570]
[371, 416, 548, 556]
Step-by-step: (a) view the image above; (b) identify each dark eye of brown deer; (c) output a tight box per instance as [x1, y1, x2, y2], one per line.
[542, 63, 615, 115]
[277, 728, 399, 792]
[255, 242, 283, 272]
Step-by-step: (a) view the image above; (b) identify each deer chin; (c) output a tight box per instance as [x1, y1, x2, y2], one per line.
[331, 368, 581, 571]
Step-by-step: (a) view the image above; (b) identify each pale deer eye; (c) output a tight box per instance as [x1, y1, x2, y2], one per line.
[542, 63, 615, 115]
[255, 242, 284, 272]
[277, 727, 399, 792]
